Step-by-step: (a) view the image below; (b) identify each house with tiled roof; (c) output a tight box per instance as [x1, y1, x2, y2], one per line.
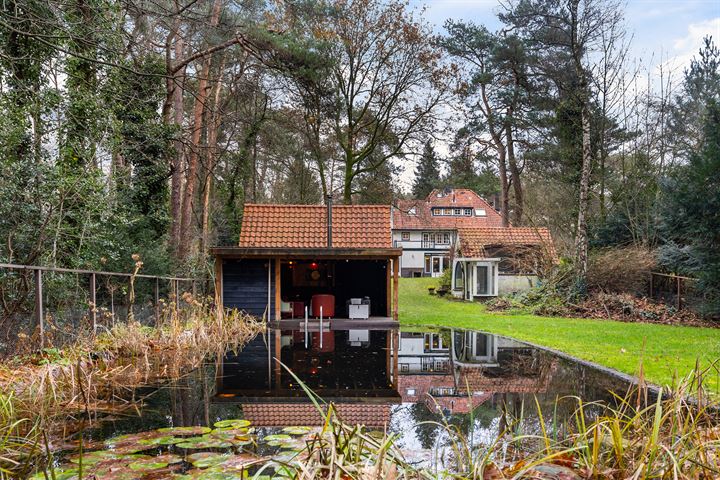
[393, 188, 555, 298]
[451, 226, 555, 299]
[392, 188, 504, 277]
[210, 199, 402, 324]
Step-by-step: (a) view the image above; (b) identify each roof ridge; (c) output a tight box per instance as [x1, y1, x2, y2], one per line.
[244, 203, 390, 209]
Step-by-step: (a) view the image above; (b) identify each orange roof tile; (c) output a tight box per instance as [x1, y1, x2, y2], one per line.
[393, 189, 504, 230]
[238, 204, 392, 249]
[241, 403, 392, 428]
[458, 227, 556, 258]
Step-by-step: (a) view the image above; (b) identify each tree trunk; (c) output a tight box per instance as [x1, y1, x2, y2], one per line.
[178, 0, 223, 260]
[575, 102, 592, 284]
[506, 123, 523, 225]
[200, 57, 225, 255]
[497, 151, 510, 227]
[342, 152, 354, 204]
[167, 14, 185, 257]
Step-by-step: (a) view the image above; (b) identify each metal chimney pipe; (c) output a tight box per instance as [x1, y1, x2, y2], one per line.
[326, 194, 333, 248]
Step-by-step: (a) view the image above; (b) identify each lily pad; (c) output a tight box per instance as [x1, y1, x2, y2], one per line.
[176, 469, 246, 479]
[138, 435, 185, 446]
[188, 452, 233, 468]
[157, 426, 212, 436]
[213, 419, 251, 429]
[263, 434, 292, 442]
[209, 428, 249, 438]
[175, 436, 234, 449]
[216, 453, 265, 470]
[281, 426, 311, 435]
[68, 450, 121, 465]
[128, 460, 171, 471]
[29, 470, 79, 480]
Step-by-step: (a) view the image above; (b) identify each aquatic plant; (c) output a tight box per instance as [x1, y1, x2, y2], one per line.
[0, 393, 42, 479]
[420, 363, 720, 479]
[0, 295, 264, 431]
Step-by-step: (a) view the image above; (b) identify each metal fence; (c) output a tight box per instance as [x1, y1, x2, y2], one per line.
[649, 271, 699, 311]
[0, 263, 197, 353]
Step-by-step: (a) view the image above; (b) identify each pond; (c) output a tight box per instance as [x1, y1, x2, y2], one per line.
[36, 325, 641, 478]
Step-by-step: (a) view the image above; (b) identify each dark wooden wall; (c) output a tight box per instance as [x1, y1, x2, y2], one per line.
[222, 259, 275, 318]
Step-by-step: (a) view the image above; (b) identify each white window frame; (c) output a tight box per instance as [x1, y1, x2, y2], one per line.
[464, 208, 473, 216]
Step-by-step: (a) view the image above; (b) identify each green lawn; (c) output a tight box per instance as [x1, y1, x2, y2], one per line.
[398, 277, 720, 393]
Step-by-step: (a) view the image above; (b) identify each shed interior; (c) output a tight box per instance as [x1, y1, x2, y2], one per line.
[280, 259, 389, 318]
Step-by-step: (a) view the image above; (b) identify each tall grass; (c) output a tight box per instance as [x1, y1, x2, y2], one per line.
[418, 364, 720, 479]
[0, 393, 42, 480]
[0, 293, 264, 431]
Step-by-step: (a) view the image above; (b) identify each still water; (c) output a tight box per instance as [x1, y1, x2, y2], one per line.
[85, 325, 634, 466]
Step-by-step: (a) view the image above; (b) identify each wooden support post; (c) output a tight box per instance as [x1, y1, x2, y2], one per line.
[649, 273, 654, 298]
[175, 279, 180, 310]
[274, 260, 281, 322]
[392, 258, 399, 321]
[214, 257, 223, 321]
[274, 328, 282, 389]
[386, 331, 392, 385]
[90, 272, 97, 334]
[154, 277, 160, 324]
[34, 269, 44, 349]
[386, 260, 392, 317]
[393, 330, 399, 389]
[677, 276, 682, 311]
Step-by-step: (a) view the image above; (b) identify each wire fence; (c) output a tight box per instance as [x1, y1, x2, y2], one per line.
[649, 271, 700, 312]
[0, 263, 199, 356]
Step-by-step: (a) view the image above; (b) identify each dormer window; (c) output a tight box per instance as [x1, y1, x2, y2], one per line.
[432, 207, 474, 217]
[475, 209, 486, 216]
[408, 206, 417, 216]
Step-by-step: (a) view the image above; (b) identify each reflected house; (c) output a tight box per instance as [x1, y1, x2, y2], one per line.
[397, 330, 558, 414]
[215, 326, 401, 428]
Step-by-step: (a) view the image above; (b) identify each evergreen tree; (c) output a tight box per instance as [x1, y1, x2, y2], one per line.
[412, 142, 441, 199]
[658, 99, 720, 314]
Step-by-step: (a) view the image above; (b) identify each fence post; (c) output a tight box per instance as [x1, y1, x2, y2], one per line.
[90, 272, 97, 334]
[677, 276, 682, 311]
[175, 279, 180, 310]
[154, 277, 160, 325]
[34, 269, 44, 349]
[649, 273, 654, 299]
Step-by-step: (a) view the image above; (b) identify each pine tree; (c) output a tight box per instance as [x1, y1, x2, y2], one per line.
[412, 142, 441, 199]
[659, 99, 720, 314]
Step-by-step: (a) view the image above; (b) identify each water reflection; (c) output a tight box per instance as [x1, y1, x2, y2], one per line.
[90, 326, 636, 464]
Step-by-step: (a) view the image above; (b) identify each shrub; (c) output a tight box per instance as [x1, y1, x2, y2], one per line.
[586, 246, 656, 294]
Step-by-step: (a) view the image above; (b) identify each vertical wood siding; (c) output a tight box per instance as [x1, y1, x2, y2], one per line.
[222, 259, 274, 318]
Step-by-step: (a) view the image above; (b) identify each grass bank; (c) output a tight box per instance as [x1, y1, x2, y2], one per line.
[399, 277, 720, 393]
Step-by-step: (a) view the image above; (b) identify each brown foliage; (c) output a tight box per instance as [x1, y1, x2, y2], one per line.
[586, 246, 656, 294]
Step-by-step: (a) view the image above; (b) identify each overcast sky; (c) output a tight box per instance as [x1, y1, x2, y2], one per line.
[416, 0, 720, 70]
[394, 0, 720, 193]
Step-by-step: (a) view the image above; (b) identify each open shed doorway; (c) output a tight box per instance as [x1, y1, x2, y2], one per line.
[280, 259, 389, 319]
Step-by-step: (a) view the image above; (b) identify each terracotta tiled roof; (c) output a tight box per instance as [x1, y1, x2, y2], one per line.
[458, 227, 556, 258]
[393, 189, 504, 230]
[241, 403, 392, 428]
[238, 204, 392, 249]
